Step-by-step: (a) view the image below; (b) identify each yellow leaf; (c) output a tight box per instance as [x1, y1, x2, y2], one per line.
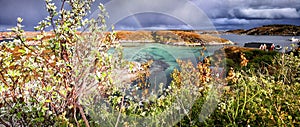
[45, 99, 51, 103]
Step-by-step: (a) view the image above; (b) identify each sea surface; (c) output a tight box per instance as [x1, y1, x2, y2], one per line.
[121, 42, 219, 85]
[122, 34, 300, 66]
[220, 34, 300, 52]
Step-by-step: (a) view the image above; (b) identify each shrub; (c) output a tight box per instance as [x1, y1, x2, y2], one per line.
[0, 0, 119, 126]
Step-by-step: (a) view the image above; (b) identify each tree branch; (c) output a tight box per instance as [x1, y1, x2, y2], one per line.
[54, 89, 90, 127]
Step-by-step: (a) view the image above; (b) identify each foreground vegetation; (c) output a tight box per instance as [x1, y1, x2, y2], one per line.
[0, 0, 300, 126]
[178, 48, 300, 126]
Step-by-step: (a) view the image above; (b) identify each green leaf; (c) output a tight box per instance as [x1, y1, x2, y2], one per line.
[37, 35, 44, 40]
[44, 86, 52, 92]
[18, 49, 26, 54]
[42, 107, 49, 111]
[17, 17, 23, 23]
[102, 72, 107, 77]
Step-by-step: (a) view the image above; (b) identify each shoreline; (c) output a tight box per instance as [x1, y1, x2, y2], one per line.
[119, 40, 234, 46]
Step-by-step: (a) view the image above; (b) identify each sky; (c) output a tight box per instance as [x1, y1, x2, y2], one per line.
[0, 0, 300, 31]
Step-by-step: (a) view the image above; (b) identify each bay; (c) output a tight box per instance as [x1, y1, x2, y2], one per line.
[120, 34, 300, 85]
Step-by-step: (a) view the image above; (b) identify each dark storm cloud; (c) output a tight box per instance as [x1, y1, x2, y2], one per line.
[114, 13, 193, 30]
[0, 0, 300, 31]
[0, 0, 49, 27]
[212, 18, 249, 25]
[247, 0, 300, 9]
[191, 0, 300, 19]
[189, 0, 300, 29]
[231, 8, 300, 19]
[114, 13, 187, 27]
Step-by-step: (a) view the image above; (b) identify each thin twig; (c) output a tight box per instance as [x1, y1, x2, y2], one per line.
[115, 94, 125, 127]
[0, 69, 9, 87]
[54, 90, 90, 127]
[0, 118, 10, 127]
[78, 105, 90, 127]
[74, 105, 80, 127]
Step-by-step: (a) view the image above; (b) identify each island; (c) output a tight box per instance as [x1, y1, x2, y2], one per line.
[116, 30, 234, 46]
[226, 24, 300, 36]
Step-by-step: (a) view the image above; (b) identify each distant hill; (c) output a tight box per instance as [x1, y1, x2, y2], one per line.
[0, 30, 233, 46]
[227, 24, 300, 36]
[116, 30, 233, 46]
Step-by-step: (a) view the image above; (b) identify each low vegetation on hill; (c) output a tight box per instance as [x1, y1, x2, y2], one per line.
[212, 46, 280, 70]
[115, 30, 233, 45]
[1, 30, 233, 46]
[227, 24, 300, 36]
[115, 30, 153, 42]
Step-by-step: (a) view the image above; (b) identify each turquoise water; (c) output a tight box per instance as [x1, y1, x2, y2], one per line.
[121, 42, 223, 85]
[122, 42, 220, 66]
[122, 42, 221, 61]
